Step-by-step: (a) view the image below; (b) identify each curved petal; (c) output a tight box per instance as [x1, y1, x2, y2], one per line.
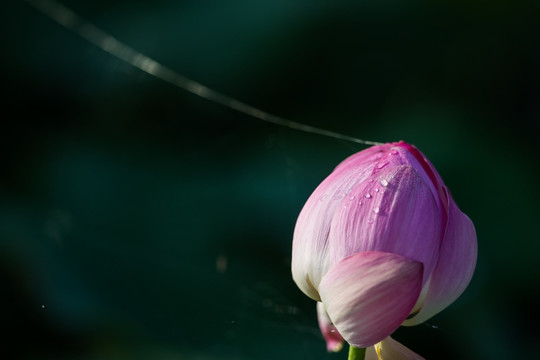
[319, 251, 423, 348]
[403, 186, 477, 325]
[292, 144, 392, 300]
[327, 165, 441, 286]
[365, 337, 425, 360]
[395, 142, 447, 217]
[316, 302, 344, 352]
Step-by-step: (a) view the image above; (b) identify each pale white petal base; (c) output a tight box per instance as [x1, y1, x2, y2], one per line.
[365, 336, 425, 360]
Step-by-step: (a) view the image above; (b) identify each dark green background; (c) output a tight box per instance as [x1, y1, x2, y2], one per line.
[2, 0, 539, 359]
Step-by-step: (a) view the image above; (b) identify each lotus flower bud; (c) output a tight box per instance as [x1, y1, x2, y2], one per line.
[291, 141, 477, 350]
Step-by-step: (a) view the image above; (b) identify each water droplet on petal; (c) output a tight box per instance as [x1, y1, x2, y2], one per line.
[373, 207, 380, 214]
[390, 149, 399, 155]
[367, 218, 374, 224]
[380, 179, 389, 187]
[365, 194, 372, 199]
[349, 195, 356, 201]
[377, 161, 389, 169]
[374, 188, 379, 193]
[358, 201, 363, 206]
[368, 179, 374, 183]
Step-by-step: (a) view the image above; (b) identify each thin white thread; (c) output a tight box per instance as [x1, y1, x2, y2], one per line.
[26, 0, 382, 146]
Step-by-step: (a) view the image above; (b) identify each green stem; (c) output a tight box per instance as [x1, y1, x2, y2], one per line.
[348, 345, 366, 360]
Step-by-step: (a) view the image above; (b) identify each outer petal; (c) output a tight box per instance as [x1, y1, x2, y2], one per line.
[403, 186, 477, 325]
[365, 337, 425, 360]
[327, 165, 441, 287]
[319, 251, 423, 348]
[292, 144, 392, 300]
[316, 302, 344, 352]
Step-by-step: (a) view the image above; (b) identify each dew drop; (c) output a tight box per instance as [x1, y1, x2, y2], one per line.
[358, 201, 363, 206]
[376, 161, 389, 169]
[365, 194, 372, 199]
[373, 207, 380, 214]
[349, 195, 356, 201]
[374, 188, 379, 193]
[380, 179, 389, 187]
[390, 149, 399, 155]
[367, 218, 374, 224]
[368, 179, 374, 183]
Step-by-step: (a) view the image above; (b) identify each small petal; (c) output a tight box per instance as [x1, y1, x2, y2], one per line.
[316, 302, 344, 352]
[319, 251, 423, 348]
[404, 186, 477, 325]
[365, 346, 379, 360]
[365, 337, 425, 360]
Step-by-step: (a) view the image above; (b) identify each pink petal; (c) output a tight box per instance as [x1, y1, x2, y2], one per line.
[292, 144, 392, 300]
[365, 336, 425, 360]
[319, 251, 423, 348]
[395, 142, 447, 217]
[326, 165, 441, 287]
[403, 186, 477, 325]
[316, 302, 344, 352]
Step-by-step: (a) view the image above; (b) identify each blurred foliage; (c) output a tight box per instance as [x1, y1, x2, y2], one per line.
[1, 0, 539, 359]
